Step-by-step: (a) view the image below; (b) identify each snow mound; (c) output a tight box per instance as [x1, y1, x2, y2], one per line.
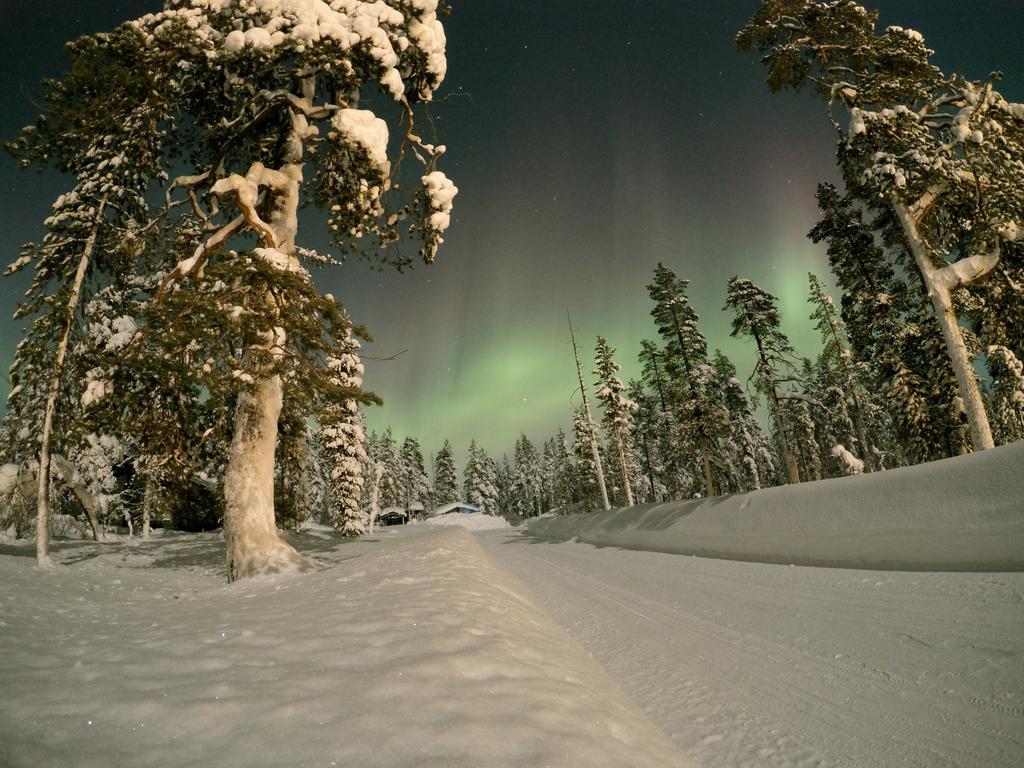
[0, 527, 695, 767]
[425, 512, 510, 530]
[529, 441, 1024, 571]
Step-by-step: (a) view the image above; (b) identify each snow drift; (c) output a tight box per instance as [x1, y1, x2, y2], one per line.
[0, 526, 696, 768]
[528, 441, 1024, 570]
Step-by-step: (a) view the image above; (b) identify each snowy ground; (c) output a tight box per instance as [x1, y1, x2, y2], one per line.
[0, 526, 693, 768]
[529, 441, 1024, 570]
[423, 511, 511, 531]
[478, 529, 1024, 768]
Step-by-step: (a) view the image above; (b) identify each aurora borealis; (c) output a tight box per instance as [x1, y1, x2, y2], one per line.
[1, 1, 1021, 463]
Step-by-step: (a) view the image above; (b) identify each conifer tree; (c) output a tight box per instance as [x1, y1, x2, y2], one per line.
[627, 380, 665, 503]
[510, 434, 542, 517]
[987, 346, 1024, 444]
[807, 272, 873, 467]
[5, 25, 167, 563]
[593, 337, 638, 506]
[710, 349, 777, 491]
[10, 1, 457, 580]
[646, 263, 724, 497]
[398, 437, 430, 515]
[725, 277, 802, 483]
[322, 327, 369, 536]
[463, 440, 499, 514]
[431, 439, 459, 508]
[739, 0, 1024, 451]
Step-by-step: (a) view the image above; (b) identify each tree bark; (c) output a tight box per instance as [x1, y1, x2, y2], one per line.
[893, 200, 995, 451]
[223, 372, 306, 581]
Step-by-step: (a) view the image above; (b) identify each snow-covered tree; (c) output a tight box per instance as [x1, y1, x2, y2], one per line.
[136, 0, 452, 577]
[321, 327, 369, 536]
[646, 263, 726, 497]
[739, 0, 1024, 451]
[5, 24, 168, 563]
[711, 350, 777, 492]
[463, 440, 498, 514]
[275, 402, 312, 531]
[431, 439, 459, 508]
[10, 1, 457, 580]
[626, 380, 666, 503]
[398, 437, 431, 514]
[987, 346, 1024, 444]
[807, 272, 874, 468]
[725, 277, 803, 484]
[593, 337, 638, 507]
[510, 434, 542, 518]
[366, 428, 402, 510]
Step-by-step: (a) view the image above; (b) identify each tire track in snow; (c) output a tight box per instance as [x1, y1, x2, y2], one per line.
[477, 531, 1024, 768]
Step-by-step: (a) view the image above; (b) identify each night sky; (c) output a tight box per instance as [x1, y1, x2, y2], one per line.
[1, 1, 1021, 464]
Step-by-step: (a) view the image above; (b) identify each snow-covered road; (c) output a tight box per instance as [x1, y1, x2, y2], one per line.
[477, 529, 1024, 768]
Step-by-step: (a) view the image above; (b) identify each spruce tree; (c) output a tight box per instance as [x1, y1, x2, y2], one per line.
[321, 327, 370, 536]
[593, 337, 638, 506]
[398, 437, 430, 515]
[431, 439, 459, 508]
[463, 440, 499, 514]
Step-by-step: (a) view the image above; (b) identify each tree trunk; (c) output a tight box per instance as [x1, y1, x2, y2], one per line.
[368, 462, 382, 535]
[142, 474, 154, 540]
[35, 196, 107, 566]
[223, 373, 306, 581]
[893, 200, 995, 451]
[700, 443, 714, 498]
[217, 104, 312, 580]
[770, 392, 801, 484]
[614, 431, 634, 507]
[569, 315, 610, 511]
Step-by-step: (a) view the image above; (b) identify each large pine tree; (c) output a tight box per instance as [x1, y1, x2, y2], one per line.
[8, 1, 457, 580]
[739, 0, 1024, 451]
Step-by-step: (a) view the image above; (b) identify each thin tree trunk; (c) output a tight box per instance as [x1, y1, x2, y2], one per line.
[569, 315, 610, 511]
[142, 473, 154, 540]
[614, 430, 634, 507]
[641, 432, 657, 502]
[893, 200, 995, 451]
[700, 444, 715, 497]
[769, 391, 801, 484]
[35, 196, 107, 566]
[368, 462, 382, 535]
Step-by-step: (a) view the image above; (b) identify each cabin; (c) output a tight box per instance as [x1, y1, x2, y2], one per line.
[428, 501, 481, 518]
[376, 507, 409, 526]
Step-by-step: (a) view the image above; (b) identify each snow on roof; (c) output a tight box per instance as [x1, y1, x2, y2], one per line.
[429, 501, 480, 517]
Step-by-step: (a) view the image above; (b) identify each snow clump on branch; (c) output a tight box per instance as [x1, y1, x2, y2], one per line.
[136, 0, 448, 101]
[331, 109, 390, 176]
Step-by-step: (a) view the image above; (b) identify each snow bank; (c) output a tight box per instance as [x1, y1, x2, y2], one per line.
[529, 442, 1024, 571]
[424, 511, 510, 531]
[0, 527, 695, 767]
